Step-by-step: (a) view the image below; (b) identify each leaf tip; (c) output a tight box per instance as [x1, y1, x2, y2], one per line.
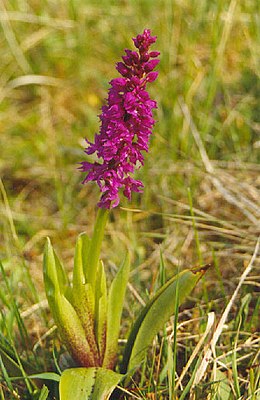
[191, 263, 212, 275]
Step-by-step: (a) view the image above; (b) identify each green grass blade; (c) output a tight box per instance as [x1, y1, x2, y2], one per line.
[0, 355, 14, 393]
[0, 316, 35, 393]
[179, 355, 203, 400]
[0, 346, 22, 378]
[188, 189, 202, 265]
[27, 372, 61, 382]
[0, 262, 29, 347]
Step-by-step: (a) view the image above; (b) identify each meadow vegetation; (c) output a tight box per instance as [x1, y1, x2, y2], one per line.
[0, 0, 259, 398]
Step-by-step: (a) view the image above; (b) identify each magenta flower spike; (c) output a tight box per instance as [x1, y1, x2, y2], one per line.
[81, 29, 160, 209]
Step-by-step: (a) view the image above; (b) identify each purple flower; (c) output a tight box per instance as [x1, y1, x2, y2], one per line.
[81, 29, 160, 209]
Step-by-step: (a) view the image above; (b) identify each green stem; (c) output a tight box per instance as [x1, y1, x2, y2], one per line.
[86, 208, 109, 288]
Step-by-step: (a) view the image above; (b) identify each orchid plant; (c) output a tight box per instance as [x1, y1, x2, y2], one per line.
[43, 30, 209, 400]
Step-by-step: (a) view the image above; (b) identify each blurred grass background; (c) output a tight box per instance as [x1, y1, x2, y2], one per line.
[0, 0, 259, 398]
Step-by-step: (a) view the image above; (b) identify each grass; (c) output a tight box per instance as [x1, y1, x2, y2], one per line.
[0, 0, 259, 398]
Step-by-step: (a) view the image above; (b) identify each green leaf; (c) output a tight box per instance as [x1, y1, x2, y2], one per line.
[38, 385, 49, 400]
[27, 372, 61, 382]
[103, 255, 130, 369]
[72, 233, 99, 363]
[73, 233, 91, 292]
[121, 265, 210, 373]
[59, 367, 123, 400]
[53, 291, 96, 367]
[43, 238, 70, 313]
[71, 281, 99, 364]
[214, 370, 231, 400]
[95, 261, 107, 360]
[43, 238, 98, 367]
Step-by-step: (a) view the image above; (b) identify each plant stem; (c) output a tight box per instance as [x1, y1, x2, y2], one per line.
[86, 208, 109, 288]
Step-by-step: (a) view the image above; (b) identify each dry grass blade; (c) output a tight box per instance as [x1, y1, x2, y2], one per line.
[20, 300, 48, 319]
[0, 0, 31, 73]
[175, 312, 215, 390]
[179, 99, 260, 226]
[115, 385, 143, 400]
[192, 236, 260, 387]
[6, 75, 63, 89]
[0, 178, 19, 245]
[0, 10, 75, 29]
[0, 75, 63, 103]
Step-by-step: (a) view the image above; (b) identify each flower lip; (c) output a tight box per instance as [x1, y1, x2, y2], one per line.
[81, 29, 159, 209]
